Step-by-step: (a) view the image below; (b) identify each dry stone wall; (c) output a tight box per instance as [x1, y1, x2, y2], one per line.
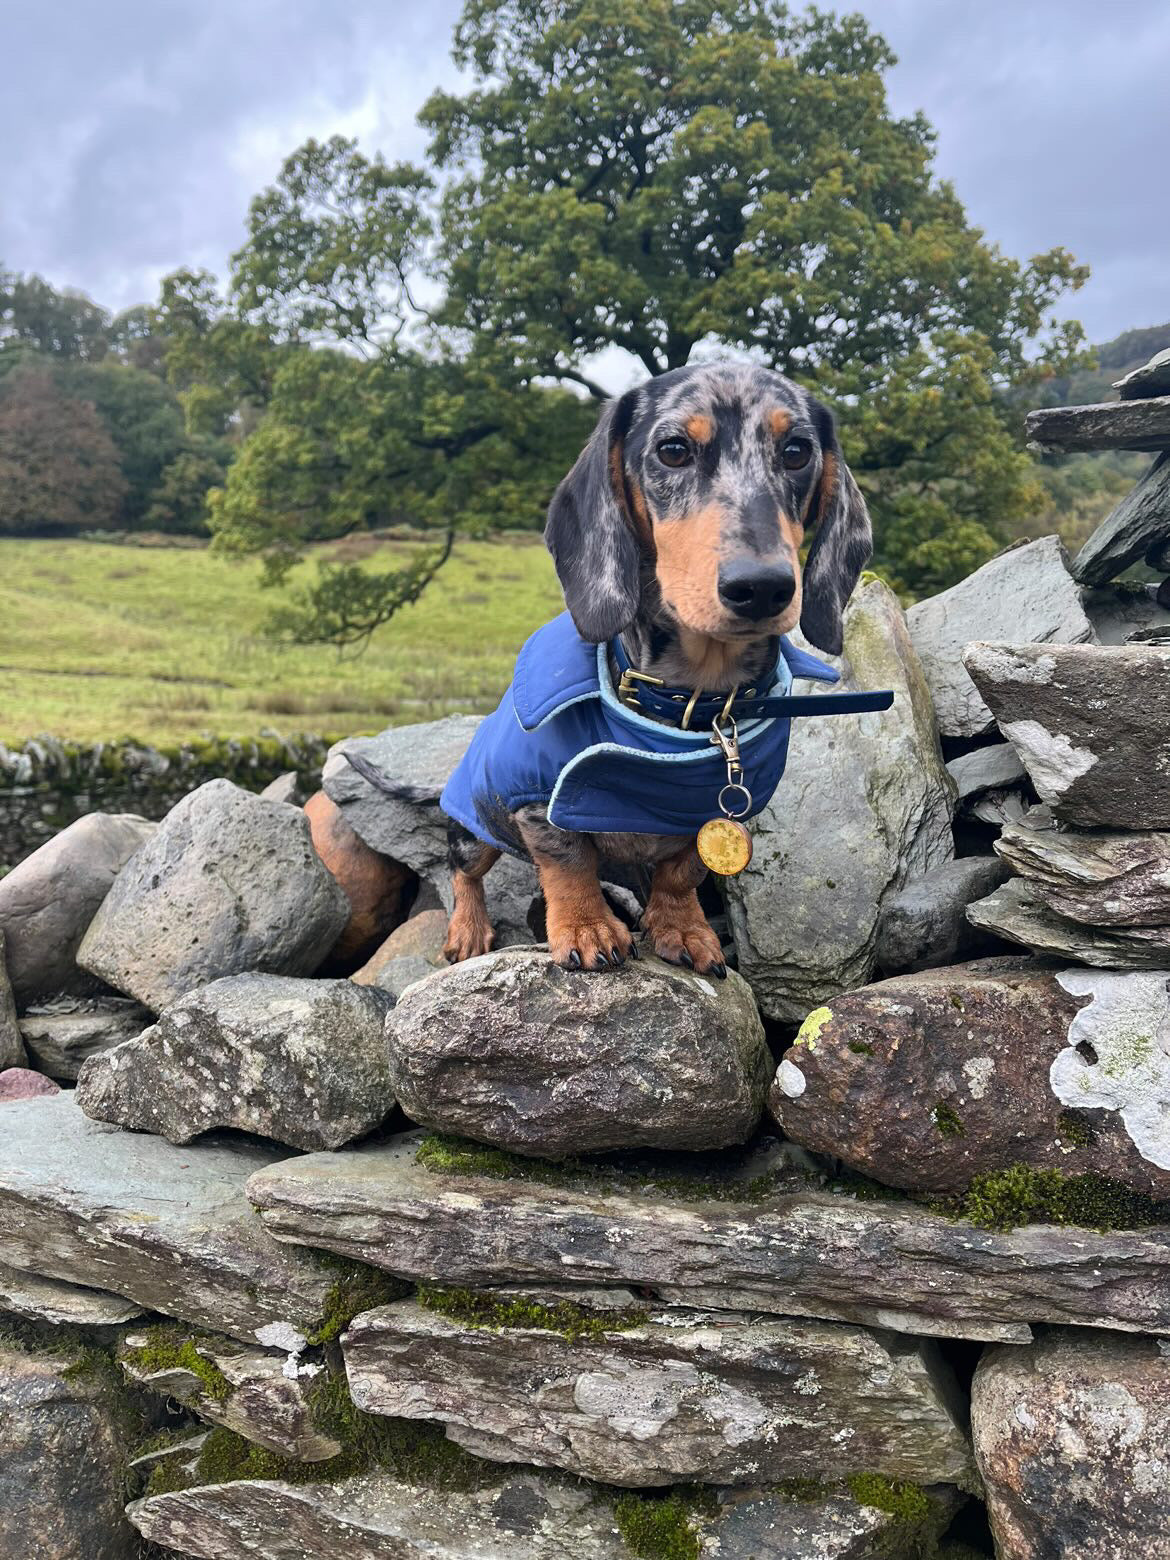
[3, 355, 1170, 1558]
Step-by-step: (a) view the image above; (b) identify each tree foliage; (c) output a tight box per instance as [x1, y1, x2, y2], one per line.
[0, 361, 127, 533]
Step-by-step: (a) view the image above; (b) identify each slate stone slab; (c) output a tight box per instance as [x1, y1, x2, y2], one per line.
[0, 1344, 138, 1559]
[344, 1299, 975, 1489]
[725, 579, 954, 1022]
[963, 641, 1170, 829]
[966, 878, 1170, 968]
[770, 959, 1170, 1198]
[945, 744, 1027, 801]
[1072, 453, 1170, 586]
[874, 857, 1009, 973]
[0, 1094, 335, 1345]
[995, 806, 1170, 927]
[0, 1258, 144, 1328]
[387, 950, 771, 1157]
[19, 1001, 150, 1080]
[0, 812, 155, 1005]
[77, 973, 396, 1151]
[121, 1330, 341, 1462]
[250, 1127, 1170, 1340]
[1115, 347, 1170, 400]
[77, 779, 350, 1011]
[906, 536, 1095, 739]
[974, 1329, 1170, 1560]
[1026, 394, 1170, 454]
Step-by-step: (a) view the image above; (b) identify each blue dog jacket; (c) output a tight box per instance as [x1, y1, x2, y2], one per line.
[440, 612, 893, 857]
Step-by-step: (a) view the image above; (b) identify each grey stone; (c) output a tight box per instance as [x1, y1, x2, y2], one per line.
[875, 857, 1010, 973]
[1114, 346, 1170, 400]
[692, 1484, 963, 1559]
[1083, 580, 1170, 644]
[0, 930, 24, 1069]
[0, 1258, 144, 1327]
[259, 770, 301, 805]
[771, 959, 1170, 1199]
[963, 640, 1170, 829]
[77, 974, 395, 1151]
[387, 949, 770, 1157]
[351, 907, 449, 997]
[0, 1344, 138, 1559]
[967, 878, 1170, 968]
[725, 579, 954, 1021]
[345, 1298, 974, 1489]
[996, 805, 1170, 926]
[1072, 453, 1170, 586]
[0, 1093, 335, 1345]
[906, 536, 1095, 739]
[974, 1328, 1170, 1559]
[77, 779, 350, 1011]
[19, 1001, 150, 1080]
[120, 1330, 341, 1462]
[945, 743, 1027, 801]
[250, 1125, 1170, 1340]
[0, 811, 155, 1005]
[1026, 394, 1170, 454]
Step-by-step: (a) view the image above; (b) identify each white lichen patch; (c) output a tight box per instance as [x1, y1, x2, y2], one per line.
[998, 719, 1098, 804]
[254, 1321, 308, 1353]
[776, 1059, 807, 1099]
[962, 1057, 996, 1100]
[1050, 970, 1170, 1168]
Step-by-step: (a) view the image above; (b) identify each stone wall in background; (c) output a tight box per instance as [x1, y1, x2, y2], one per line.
[0, 732, 330, 872]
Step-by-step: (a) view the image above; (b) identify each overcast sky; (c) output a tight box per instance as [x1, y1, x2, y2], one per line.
[2, 0, 1166, 365]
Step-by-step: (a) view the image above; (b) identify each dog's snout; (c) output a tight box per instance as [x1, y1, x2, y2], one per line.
[717, 561, 796, 621]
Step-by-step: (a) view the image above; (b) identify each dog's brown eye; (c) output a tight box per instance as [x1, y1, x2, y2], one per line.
[780, 437, 813, 471]
[656, 439, 692, 469]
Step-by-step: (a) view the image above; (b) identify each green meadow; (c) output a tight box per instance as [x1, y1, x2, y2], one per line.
[0, 534, 563, 746]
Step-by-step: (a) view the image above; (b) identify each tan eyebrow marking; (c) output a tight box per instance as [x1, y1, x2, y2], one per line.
[769, 408, 792, 438]
[685, 413, 714, 443]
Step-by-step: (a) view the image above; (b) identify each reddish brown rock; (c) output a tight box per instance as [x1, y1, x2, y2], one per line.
[0, 1067, 60, 1102]
[769, 958, 1170, 1198]
[351, 908, 448, 997]
[305, 791, 411, 966]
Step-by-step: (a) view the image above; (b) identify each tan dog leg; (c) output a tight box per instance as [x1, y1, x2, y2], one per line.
[519, 827, 634, 972]
[642, 843, 727, 976]
[444, 845, 500, 962]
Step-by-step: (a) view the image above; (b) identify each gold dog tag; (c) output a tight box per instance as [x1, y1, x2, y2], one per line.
[697, 816, 753, 876]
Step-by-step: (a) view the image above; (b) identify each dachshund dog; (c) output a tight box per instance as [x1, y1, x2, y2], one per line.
[441, 361, 872, 976]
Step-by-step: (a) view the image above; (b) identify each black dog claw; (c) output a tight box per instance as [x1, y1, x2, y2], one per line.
[712, 961, 728, 979]
[611, 945, 624, 965]
[678, 950, 695, 969]
[593, 950, 610, 969]
[567, 949, 582, 969]
[628, 941, 639, 959]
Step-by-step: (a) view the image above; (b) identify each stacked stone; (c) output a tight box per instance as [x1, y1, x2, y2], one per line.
[3, 376, 1170, 1557]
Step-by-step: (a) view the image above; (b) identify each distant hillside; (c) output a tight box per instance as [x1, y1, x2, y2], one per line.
[1029, 321, 1170, 409]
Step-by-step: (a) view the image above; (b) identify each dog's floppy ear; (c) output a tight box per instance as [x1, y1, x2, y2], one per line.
[545, 389, 642, 643]
[799, 407, 873, 656]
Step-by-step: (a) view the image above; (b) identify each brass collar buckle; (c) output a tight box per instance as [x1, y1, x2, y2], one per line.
[616, 666, 666, 710]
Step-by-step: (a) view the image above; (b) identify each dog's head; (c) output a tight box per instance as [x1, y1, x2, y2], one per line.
[545, 362, 871, 656]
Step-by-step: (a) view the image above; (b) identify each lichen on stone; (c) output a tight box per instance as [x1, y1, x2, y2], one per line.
[794, 1005, 833, 1050]
[417, 1284, 648, 1343]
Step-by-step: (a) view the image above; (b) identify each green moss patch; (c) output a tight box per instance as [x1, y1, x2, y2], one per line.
[932, 1101, 965, 1138]
[418, 1285, 648, 1343]
[415, 1133, 786, 1205]
[613, 1489, 717, 1560]
[307, 1252, 412, 1346]
[936, 1163, 1169, 1233]
[120, 1326, 231, 1403]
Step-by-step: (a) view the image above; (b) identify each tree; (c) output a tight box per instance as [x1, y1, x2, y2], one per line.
[144, 448, 229, 535]
[62, 360, 187, 524]
[0, 270, 112, 361]
[0, 362, 126, 533]
[421, 0, 1088, 592]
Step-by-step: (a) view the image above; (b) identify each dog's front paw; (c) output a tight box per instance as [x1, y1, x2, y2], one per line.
[642, 902, 727, 977]
[443, 908, 496, 964]
[548, 908, 636, 973]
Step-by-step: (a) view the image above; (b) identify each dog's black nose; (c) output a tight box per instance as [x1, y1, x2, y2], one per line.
[717, 562, 796, 621]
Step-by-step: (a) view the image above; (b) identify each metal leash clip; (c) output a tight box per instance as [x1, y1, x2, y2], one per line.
[697, 699, 754, 875]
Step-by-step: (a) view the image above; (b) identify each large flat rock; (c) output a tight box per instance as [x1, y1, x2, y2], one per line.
[725, 579, 954, 1022]
[995, 805, 1170, 926]
[0, 1259, 144, 1328]
[1026, 394, 1170, 453]
[0, 1094, 335, 1346]
[251, 1128, 1170, 1340]
[770, 960, 1170, 1198]
[344, 1298, 975, 1488]
[77, 973, 396, 1151]
[387, 950, 770, 1157]
[963, 641, 1170, 829]
[18, 1001, 150, 1080]
[906, 536, 1094, 739]
[974, 1328, 1170, 1559]
[966, 878, 1170, 968]
[77, 779, 350, 1011]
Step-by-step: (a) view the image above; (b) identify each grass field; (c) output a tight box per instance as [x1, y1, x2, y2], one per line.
[0, 533, 564, 745]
